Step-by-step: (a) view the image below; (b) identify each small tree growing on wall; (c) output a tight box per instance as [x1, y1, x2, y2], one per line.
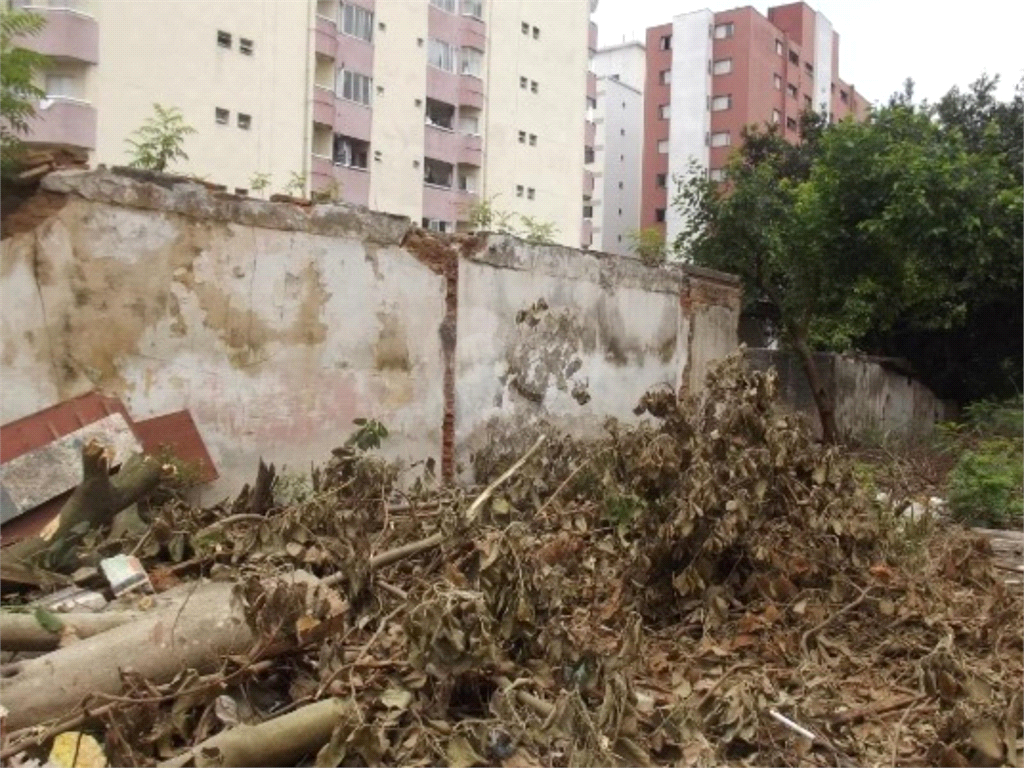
[125, 104, 196, 172]
[626, 227, 669, 266]
[0, 8, 49, 177]
[461, 195, 559, 244]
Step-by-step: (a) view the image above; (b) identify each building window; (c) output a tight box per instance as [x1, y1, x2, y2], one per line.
[583, 204, 593, 218]
[772, 108, 781, 124]
[659, 104, 670, 119]
[424, 157, 454, 187]
[709, 168, 725, 182]
[584, 147, 594, 163]
[333, 134, 369, 168]
[657, 139, 669, 154]
[711, 94, 732, 111]
[460, 47, 483, 77]
[713, 22, 734, 39]
[425, 97, 455, 129]
[521, 21, 529, 34]
[529, 133, 537, 146]
[532, 26, 540, 39]
[217, 30, 231, 49]
[461, 0, 483, 18]
[428, 39, 457, 72]
[527, 187, 535, 199]
[520, 76, 528, 89]
[788, 50, 799, 65]
[712, 58, 732, 75]
[786, 116, 797, 130]
[460, 113, 479, 135]
[655, 208, 666, 222]
[710, 131, 730, 147]
[516, 184, 524, 197]
[458, 170, 476, 192]
[775, 39, 784, 55]
[840, 89, 849, 103]
[804, 62, 814, 75]
[215, 107, 229, 124]
[660, 34, 671, 50]
[773, 73, 782, 90]
[429, 0, 456, 12]
[617, 181, 623, 189]
[659, 69, 671, 85]
[787, 83, 798, 98]
[656, 173, 667, 188]
[518, 130, 526, 143]
[237, 113, 251, 129]
[804, 94, 812, 109]
[340, 4, 374, 42]
[340, 69, 372, 105]
[44, 73, 79, 99]
[239, 38, 254, 55]
[530, 80, 538, 93]
[619, 128, 625, 136]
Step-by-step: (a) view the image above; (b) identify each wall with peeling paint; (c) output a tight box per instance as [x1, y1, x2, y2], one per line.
[1, 169, 741, 492]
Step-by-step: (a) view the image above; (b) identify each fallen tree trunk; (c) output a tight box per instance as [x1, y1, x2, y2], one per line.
[0, 571, 318, 731]
[158, 697, 351, 768]
[0, 610, 143, 652]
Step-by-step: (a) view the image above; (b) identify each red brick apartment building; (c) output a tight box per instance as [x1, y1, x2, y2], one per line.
[640, 2, 868, 243]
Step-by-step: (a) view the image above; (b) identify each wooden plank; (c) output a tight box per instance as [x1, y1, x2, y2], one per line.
[0, 414, 140, 524]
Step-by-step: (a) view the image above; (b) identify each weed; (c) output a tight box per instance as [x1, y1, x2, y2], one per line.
[946, 437, 1023, 528]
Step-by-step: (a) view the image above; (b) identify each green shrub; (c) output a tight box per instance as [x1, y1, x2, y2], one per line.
[946, 437, 1023, 528]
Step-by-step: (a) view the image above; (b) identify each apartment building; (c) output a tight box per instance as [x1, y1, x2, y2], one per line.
[586, 42, 645, 256]
[641, 2, 867, 245]
[12, 0, 597, 248]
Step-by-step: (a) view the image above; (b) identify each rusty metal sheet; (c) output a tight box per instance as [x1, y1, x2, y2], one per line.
[0, 413, 141, 524]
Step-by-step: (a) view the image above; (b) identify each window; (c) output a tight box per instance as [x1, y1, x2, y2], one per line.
[659, 69, 671, 85]
[239, 38, 254, 55]
[840, 89, 849, 103]
[520, 76, 528, 89]
[235, 188, 248, 196]
[804, 62, 813, 75]
[458, 171, 475, 192]
[529, 133, 537, 146]
[527, 187, 535, 199]
[428, 38, 457, 72]
[788, 50, 798, 65]
[657, 139, 669, 154]
[619, 128, 625, 136]
[711, 95, 732, 111]
[660, 34, 671, 50]
[659, 104, 670, 119]
[712, 58, 732, 75]
[787, 83, 798, 98]
[425, 97, 455, 129]
[461, 0, 483, 18]
[775, 39, 784, 55]
[532, 26, 539, 39]
[709, 169, 725, 182]
[804, 94, 812, 109]
[713, 22, 734, 39]
[773, 73, 782, 90]
[422, 218, 450, 232]
[44, 74, 78, 98]
[460, 113, 480, 134]
[772, 108, 781, 124]
[583, 204, 593, 218]
[655, 208, 666, 222]
[516, 184, 524, 197]
[237, 113, 251, 129]
[215, 107, 229, 124]
[656, 173, 667, 188]
[217, 30, 231, 48]
[460, 47, 483, 77]
[530, 80, 538, 93]
[518, 130, 526, 143]
[521, 21, 529, 34]
[786, 116, 797, 130]
[333, 134, 369, 169]
[429, 0, 455, 11]
[340, 69, 372, 105]
[423, 157, 453, 187]
[340, 4, 374, 42]
[710, 131, 730, 147]
[618, 208, 622, 215]
[584, 147, 595, 163]
[617, 181, 623, 189]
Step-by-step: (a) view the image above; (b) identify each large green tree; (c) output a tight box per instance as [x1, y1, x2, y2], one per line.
[0, 7, 49, 177]
[674, 76, 1023, 440]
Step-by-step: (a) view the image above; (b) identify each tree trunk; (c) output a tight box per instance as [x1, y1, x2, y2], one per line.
[0, 610, 143, 652]
[792, 335, 839, 443]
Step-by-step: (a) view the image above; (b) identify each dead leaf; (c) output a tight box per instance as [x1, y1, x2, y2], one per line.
[972, 720, 1004, 763]
[49, 732, 106, 768]
[447, 735, 485, 768]
[380, 686, 413, 710]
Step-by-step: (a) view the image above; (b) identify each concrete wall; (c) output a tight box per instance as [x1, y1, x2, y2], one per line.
[745, 348, 955, 440]
[1, 169, 740, 493]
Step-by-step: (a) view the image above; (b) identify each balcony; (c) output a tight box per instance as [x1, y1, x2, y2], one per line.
[427, 3, 485, 51]
[459, 133, 482, 166]
[310, 153, 371, 207]
[27, 98, 96, 150]
[583, 170, 594, 196]
[581, 219, 593, 249]
[425, 124, 460, 164]
[313, 86, 335, 126]
[588, 21, 598, 54]
[423, 183, 477, 222]
[337, 31, 373, 73]
[17, 7, 98, 64]
[584, 120, 596, 149]
[335, 97, 372, 141]
[587, 71, 597, 100]
[315, 15, 337, 58]
[458, 75, 484, 109]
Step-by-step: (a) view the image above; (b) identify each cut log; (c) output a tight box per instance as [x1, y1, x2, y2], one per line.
[0, 571, 319, 731]
[0, 610, 142, 652]
[158, 697, 353, 768]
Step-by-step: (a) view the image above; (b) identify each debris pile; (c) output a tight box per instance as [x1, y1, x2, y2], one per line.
[1, 353, 1020, 767]
[9, 149, 88, 184]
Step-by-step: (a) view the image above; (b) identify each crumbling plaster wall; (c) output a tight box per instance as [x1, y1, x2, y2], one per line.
[1, 169, 742, 492]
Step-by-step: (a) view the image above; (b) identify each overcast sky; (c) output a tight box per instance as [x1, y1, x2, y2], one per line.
[593, 0, 1024, 105]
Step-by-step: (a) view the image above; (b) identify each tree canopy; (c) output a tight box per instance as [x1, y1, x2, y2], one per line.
[674, 75, 1023, 438]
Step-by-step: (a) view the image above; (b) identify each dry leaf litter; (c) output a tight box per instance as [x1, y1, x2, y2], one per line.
[1, 353, 1021, 768]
